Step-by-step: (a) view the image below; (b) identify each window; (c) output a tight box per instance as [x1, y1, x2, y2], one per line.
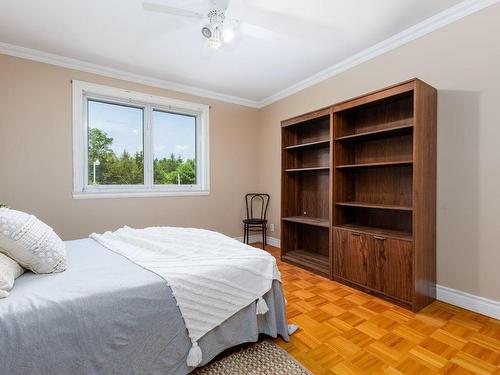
[88, 100, 145, 186]
[73, 81, 209, 198]
[153, 110, 197, 186]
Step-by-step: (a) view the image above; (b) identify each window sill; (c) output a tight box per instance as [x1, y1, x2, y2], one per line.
[73, 190, 210, 200]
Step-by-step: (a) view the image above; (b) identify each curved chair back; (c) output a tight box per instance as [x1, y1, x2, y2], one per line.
[245, 193, 270, 221]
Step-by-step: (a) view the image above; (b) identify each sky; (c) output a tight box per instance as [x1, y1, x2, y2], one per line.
[88, 100, 196, 161]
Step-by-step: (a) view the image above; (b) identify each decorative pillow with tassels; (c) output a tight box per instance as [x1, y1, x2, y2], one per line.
[0, 208, 67, 274]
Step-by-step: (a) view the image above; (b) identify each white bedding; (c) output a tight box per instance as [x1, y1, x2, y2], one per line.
[91, 226, 281, 367]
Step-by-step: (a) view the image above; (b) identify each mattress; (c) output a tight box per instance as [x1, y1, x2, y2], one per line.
[0, 238, 289, 375]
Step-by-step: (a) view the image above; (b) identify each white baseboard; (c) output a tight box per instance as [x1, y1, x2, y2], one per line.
[436, 284, 500, 319]
[233, 236, 499, 320]
[234, 235, 281, 248]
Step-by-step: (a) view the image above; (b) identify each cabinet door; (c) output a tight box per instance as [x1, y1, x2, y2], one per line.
[372, 236, 413, 302]
[334, 229, 370, 286]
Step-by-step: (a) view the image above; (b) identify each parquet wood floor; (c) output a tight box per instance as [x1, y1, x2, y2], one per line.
[254, 244, 500, 374]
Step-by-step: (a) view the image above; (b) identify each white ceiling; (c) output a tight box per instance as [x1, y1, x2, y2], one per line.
[0, 0, 468, 103]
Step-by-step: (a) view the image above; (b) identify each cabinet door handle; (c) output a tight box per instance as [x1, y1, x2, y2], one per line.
[351, 232, 361, 236]
[374, 235, 386, 241]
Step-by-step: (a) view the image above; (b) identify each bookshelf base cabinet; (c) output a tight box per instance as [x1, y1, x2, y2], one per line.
[333, 227, 413, 307]
[281, 79, 437, 312]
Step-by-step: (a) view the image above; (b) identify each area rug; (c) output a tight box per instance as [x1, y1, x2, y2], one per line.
[192, 340, 312, 375]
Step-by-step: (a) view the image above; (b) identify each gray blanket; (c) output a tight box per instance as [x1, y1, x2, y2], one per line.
[0, 239, 289, 375]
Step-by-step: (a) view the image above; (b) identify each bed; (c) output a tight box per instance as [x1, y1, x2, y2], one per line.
[0, 237, 289, 375]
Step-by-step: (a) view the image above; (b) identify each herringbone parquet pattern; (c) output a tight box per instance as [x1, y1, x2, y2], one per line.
[257, 244, 500, 374]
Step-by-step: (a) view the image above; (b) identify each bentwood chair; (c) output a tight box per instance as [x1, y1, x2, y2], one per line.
[243, 193, 270, 250]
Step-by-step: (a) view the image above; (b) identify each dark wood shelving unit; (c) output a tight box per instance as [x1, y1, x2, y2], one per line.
[281, 79, 437, 312]
[332, 79, 437, 312]
[281, 108, 332, 277]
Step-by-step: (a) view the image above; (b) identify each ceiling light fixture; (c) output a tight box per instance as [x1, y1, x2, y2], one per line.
[201, 8, 234, 49]
[201, 24, 213, 39]
[208, 28, 222, 49]
[143, 1, 240, 51]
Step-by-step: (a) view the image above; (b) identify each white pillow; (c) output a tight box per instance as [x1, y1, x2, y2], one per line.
[0, 252, 24, 298]
[0, 208, 67, 274]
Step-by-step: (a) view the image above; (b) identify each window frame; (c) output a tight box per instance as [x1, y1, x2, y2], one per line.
[72, 80, 210, 199]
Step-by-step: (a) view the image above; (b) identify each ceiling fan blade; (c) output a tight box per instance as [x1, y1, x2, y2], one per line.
[143, 2, 204, 19]
[226, 0, 337, 43]
[238, 21, 279, 42]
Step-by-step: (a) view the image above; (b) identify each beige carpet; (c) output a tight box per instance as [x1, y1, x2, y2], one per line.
[192, 340, 311, 375]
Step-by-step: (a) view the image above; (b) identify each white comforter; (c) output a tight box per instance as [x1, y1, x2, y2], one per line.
[91, 226, 280, 367]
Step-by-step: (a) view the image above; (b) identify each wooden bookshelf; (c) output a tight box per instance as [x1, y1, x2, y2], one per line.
[281, 79, 436, 312]
[332, 79, 437, 311]
[281, 108, 332, 277]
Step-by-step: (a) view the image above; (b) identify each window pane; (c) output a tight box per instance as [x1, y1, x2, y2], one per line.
[87, 100, 144, 185]
[153, 110, 197, 185]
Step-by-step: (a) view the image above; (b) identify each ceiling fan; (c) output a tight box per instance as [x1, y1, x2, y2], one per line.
[143, 1, 336, 51]
[143, 1, 240, 50]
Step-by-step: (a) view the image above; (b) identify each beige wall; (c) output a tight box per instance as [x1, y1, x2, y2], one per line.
[257, 4, 500, 301]
[0, 54, 259, 240]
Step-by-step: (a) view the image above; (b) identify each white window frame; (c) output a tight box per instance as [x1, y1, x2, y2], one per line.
[72, 80, 210, 199]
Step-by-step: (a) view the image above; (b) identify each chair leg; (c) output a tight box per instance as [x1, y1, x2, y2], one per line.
[244, 225, 247, 244]
[264, 225, 267, 246]
[262, 225, 265, 250]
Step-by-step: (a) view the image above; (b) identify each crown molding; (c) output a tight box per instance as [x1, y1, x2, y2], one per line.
[0, 42, 260, 108]
[257, 0, 500, 108]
